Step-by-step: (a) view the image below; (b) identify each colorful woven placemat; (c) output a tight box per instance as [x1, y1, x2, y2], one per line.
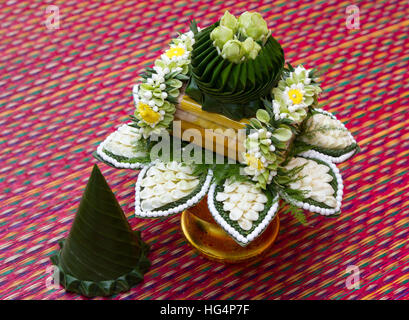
[1, 0, 408, 300]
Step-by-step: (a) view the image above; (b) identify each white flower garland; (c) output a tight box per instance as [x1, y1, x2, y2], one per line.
[242, 128, 277, 188]
[272, 64, 321, 123]
[132, 30, 196, 138]
[299, 148, 356, 165]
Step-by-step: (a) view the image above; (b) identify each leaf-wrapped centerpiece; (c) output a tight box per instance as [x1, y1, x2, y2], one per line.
[93, 10, 359, 264]
[186, 11, 285, 120]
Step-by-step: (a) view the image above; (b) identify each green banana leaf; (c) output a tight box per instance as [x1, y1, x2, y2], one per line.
[50, 165, 150, 297]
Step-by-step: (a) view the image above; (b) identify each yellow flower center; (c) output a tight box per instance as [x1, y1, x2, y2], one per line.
[137, 102, 161, 125]
[288, 88, 303, 105]
[165, 47, 186, 59]
[245, 153, 264, 170]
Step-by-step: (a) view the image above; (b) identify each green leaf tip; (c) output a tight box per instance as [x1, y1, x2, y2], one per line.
[189, 19, 198, 34]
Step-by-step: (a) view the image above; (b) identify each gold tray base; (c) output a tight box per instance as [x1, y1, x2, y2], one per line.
[181, 197, 280, 264]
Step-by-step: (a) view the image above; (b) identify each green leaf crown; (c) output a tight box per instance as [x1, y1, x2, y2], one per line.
[186, 16, 285, 120]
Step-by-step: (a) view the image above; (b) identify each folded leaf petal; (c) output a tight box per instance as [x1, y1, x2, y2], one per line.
[94, 123, 150, 169]
[207, 179, 279, 246]
[279, 155, 343, 215]
[297, 109, 359, 163]
[135, 161, 213, 218]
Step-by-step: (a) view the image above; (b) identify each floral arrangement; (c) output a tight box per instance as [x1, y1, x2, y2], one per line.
[94, 11, 359, 247]
[132, 30, 195, 138]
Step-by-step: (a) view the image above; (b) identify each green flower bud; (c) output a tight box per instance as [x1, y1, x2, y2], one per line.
[238, 11, 269, 42]
[249, 41, 261, 59]
[210, 26, 234, 50]
[241, 37, 254, 53]
[221, 39, 244, 64]
[220, 10, 238, 33]
[242, 37, 262, 60]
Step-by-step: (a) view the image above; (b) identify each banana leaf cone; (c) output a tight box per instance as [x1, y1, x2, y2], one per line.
[50, 164, 150, 297]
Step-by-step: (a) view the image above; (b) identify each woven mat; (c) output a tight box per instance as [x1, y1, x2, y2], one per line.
[1, 0, 409, 300]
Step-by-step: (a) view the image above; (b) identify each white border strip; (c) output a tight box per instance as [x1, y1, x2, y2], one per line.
[302, 108, 357, 163]
[299, 148, 356, 164]
[207, 183, 279, 247]
[134, 162, 213, 218]
[96, 124, 147, 170]
[281, 154, 344, 216]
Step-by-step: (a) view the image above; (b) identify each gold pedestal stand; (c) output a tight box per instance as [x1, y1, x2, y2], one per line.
[181, 196, 280, 264]
[176, 96, 281, 263]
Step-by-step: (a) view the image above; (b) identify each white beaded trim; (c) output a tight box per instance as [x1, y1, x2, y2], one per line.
[299, 148, 356, 164]
[96, 123, 147, 170]
[280, 153, 343, 216]
[303, 108, 358, 163]
[134, 161, 213, 218]
[207, 183, 279, 246]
